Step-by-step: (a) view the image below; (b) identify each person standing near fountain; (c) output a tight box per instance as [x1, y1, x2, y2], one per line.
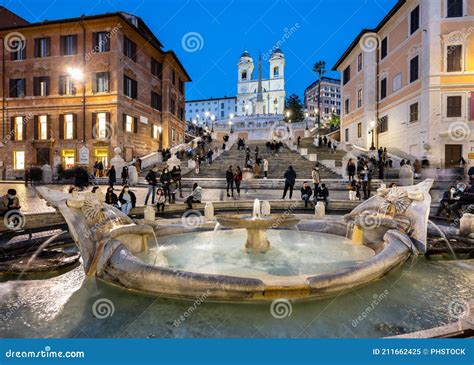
[282, 165, 297, 200]
[226, 166, 235, 197]
[312, 163, 321, 191]
[106, 165, 116, 188]
[234, 166, 243, 197]
[144, 168, 158, 205]
[359, 164, 372, 200]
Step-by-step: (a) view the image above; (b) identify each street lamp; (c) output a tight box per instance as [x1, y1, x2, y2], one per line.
[245, 105, 249, 115]
[158, 125, 163, 151]
[68, 67, 85, 142]
[305, 112, 309, 130]
[369, 120, 376, 150]
[211, 114, 216, 132]
[229, 113, 234, 133]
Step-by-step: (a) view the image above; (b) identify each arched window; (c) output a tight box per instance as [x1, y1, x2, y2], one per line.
[241, 70, 247, 80]
[273, 66, 279, 77]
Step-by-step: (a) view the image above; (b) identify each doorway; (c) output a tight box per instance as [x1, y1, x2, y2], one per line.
[445, 144, 462, 167]
[36, 148, 51, 166]
[94, 148, 109, 169]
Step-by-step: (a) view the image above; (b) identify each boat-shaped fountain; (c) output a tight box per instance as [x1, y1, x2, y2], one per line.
[36, 180, 434, 302]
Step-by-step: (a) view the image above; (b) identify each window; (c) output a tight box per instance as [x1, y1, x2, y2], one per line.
[179, 80, 184, 94]
[447, 96, 462, 117]
[447, 45, 462, 72]
[357, 53, 363, 72]
[125, 114, 133, 133]
[60, 35, 77, 56]
[13, 116, 24, 141]
[96, 112, 109, 139]
[357, 89, 363, 108]
[9, 78, 26, 97]
[273, 66, 279, 77]
[10, 40, 25, 60]
[345, 128, 349, 142]
[93, 72, 109, 93]
[410, 6, 420, 35]
[447, 0, 463, 17]
[151, 91, 162, 110]
[380, 78, 387, 100]
[344, 98, 350, 114]
[170, 98, 176, 115]
[410, 56, 419, 83]
[409, 102, 419, 123]
[93, 32, 110, 52]
[65, 114, 75, 139]
[392, 73, 402, 92]
[34, 37, 51, 58]
[357, 122, 362, 138]
[14, 151, 25, 170]
[377, 116, 388, 133]
[152, 124, 160, 139]
[343, 66, 351, 85]
[171, 128, 176, 142]
[151, 59, 162, 78]
[123, 76, 137, 99]
[241, 70, 247, 80]
[62, 150, 75, 169]
[33, 76, 50, 96]
[38, 115, 48, 140]
[123, 36, 137, 61]
[381, 37, 388, 59]
[172, 70, 176, 85]
[59, 75, 75, 95]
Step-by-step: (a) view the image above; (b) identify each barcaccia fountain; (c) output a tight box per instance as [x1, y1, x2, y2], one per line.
[36, 179, 435, 302]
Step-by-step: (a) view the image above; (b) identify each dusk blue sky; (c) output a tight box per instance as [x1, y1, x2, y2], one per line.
[4, 0, 398, 100]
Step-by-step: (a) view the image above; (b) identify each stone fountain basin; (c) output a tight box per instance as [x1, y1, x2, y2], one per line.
[100, 222, 414, 302]
[216, 214, 300, 229]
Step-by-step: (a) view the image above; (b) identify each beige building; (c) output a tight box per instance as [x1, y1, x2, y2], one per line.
[334, 0, 474, 167]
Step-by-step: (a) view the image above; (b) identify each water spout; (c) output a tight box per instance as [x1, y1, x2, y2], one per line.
[428, 219, 457, 260]
[253, 199, 261, 219]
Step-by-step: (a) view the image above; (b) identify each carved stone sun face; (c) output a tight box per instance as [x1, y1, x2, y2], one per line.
[82, 194, 106, 225]
[380, 187, 412, 216]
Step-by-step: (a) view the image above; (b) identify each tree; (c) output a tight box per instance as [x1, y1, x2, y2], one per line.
[312, 60, 326, 129]
[284, 93, 305, 123]
[329, 114, 340, 130]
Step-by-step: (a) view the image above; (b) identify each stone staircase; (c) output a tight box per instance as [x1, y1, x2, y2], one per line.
[184, 140, 340, 180]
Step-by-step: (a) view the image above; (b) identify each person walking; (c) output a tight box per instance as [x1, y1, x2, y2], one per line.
[160, 167, 172, 203]
[186, 183, 202, 210]
[97, 160, 104, 177]
[144, 168, 158, 205]
[346, 159, 356, 182]
[234, 166, 243, 197]
[195, 155, 201, 174]
[300, 181, 313, 208]
[121, 166, 129, 186]
[207, 149, 214, 165]
[119, 185, 136, 216]
[263, 158, 269, 179]
[171, 166, 183, 198]
[226, 166, 235, 197]
[282, 165, 297, 199]
[312, 164, 321, 191]
[297, 136, 301, 148]
[106, 165, 116, 188]
[360, 164, 372, 200]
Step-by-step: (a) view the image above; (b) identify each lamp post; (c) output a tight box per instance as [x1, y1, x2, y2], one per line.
[229, 113, 234, 133]
[205, 111, 210, 129]
[211, 114, 215, 132]
[158, 125, 163, 151]
[67, 67, 85, 141]
[305, 112, 309, 130]
[245, 105, 249, 116]
[369, 120, 376, 150]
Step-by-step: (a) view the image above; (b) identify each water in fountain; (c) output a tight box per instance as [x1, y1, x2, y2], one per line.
[428, 219, 457, 260]
[253, 199, 261, 219]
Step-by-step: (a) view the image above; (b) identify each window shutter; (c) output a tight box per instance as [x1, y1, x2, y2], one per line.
[9, 79, 15, 97]
[73, 114, 78, 139]
[45, 76, 50, 96]
[33, 77, 39, 96]
[34, 38, 39, 57]
[470, 92, 474, 121]
[59, 76, 64, 95]
[151, 125, 154, 138]
[60, 36, 65, 56]
[93, 32, 98, 50]
[34, 115, 39, 140]
[59, 114, 64, 139]
[105, 72, 110, 92]
[47, 115, 51, 139]
[72, 35, 77, 54]
[132, 80, 137, 99]
[122, 113, 127, 131]
[91, 73, 97, 93]
[22, 116, 27, 140]
[45, 37, 51, 56]
[10, 117, 15, 141]
[91, 113, 97, 139]
[134, 117, 138, 134]
[132, 42, 137, 61]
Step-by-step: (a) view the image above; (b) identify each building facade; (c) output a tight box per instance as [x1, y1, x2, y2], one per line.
[334, 0, 474, 167]
[304, 77, 341, 121]
[0, 8, 190, 179]
[185, 96, 236, 125]
[236, 49, 286, 116]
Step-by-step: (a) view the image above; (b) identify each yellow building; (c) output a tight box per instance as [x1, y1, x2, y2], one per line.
[334, 0, 474, 167]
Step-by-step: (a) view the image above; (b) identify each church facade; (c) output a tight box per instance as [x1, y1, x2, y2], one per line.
[236, 49, 286, 116]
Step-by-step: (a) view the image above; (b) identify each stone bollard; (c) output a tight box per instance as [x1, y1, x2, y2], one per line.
[204, 202, 214, 221]
[144, 205, 156, 221]
[261, 201, 271, 216]
[128, 166, 138, 186]
[399, 165, 414, 186]
[459, 213, 474, 237]
[41, 164, 53, 184]
[300, 148, 308, 156]
[315, 202, 325, 218]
